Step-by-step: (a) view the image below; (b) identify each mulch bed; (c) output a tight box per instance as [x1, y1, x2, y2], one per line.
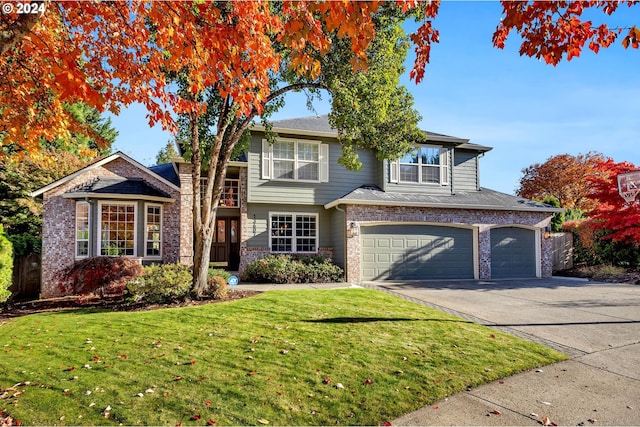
[0, 290, 261, 320]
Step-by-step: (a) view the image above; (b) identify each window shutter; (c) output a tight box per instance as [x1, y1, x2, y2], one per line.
[389, 160, 399, 183]
[319, 143, 329, 182]
[440, 147, 449, 185]
[261, 139, 271, 179]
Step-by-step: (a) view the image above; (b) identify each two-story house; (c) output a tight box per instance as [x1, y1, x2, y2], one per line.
[32, 115, 561, 298]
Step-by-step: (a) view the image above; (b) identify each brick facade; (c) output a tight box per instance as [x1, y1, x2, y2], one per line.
[40, 157, 182, 298]
[344, 204, 553, 284]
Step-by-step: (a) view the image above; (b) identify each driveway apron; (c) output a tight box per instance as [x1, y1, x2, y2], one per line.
[363, 278, 640, 426]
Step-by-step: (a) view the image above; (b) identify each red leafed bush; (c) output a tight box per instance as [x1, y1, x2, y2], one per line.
[58, 257, 143, 298]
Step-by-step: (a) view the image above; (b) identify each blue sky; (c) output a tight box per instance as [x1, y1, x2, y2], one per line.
[110, 2, 639, 195]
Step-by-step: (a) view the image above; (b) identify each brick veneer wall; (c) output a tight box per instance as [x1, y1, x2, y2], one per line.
[40, 157, 182, 298]
[344, 204, 553, 284]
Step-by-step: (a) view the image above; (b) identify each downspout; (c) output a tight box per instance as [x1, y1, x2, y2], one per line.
[450, 148, 455, 195]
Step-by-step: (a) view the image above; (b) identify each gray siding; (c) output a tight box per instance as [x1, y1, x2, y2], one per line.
[247, 134, 378, 205]
[246, 203, 334, 249]
[453, 149, 480, 192]
[330, 207, 346, 268]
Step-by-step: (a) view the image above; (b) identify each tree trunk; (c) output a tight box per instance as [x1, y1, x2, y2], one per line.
[193, 224, 214, 296]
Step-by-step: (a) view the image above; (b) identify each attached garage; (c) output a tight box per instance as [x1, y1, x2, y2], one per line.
[490, 226, 537, 278]
[361, 224, 475, 280]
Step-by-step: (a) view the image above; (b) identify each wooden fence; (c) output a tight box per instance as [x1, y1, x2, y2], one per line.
[10, 253, 41, 299]
[550, 232, 573, 272]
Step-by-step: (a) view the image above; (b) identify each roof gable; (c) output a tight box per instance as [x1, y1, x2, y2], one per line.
[30, 151, 180, 197]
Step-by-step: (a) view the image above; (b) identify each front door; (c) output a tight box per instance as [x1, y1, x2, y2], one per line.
[210, 217, 240, 270]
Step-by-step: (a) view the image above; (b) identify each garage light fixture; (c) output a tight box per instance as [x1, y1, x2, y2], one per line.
[348, 222, 359, 238]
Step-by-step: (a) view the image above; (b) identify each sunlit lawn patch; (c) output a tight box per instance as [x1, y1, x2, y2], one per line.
[0, 289, 567, 426]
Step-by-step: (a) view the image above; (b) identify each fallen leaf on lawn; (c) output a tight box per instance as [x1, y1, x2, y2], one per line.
[489, 334, 496, 339]
[280, 350, 288, 354]
[136, 393, 144, 398]
[257, 419, 269, 425]
[539, 401, 552, 406]
[85, 391, 92, 396]
[145, 389, 154, 394]
[490, 410, 502, 415]
[323, 377, 331, 384]
[190, 360, 196, 365]
[118, 354, 128, 359]
[191, 415, 201, 421]
[92, 356, 100, 361]
[88, 403, 96, 408]
[335, 383, 344, 389]
[536, 369, 544, 373]
[83, 365, 91, 369]
[163, 392, 170, 397]
[205, 401, 212, 406]
[174, 376, 183, 381]
[530, 412, 539, 417]
[382, 422, 392, 426]
[588, 419, 597, 424]
[363, 379, 373, 385]
[63, 367, 75, 372]
[542, 416, 557, 426]
[248, 371, 259, 376]
[207, 420, 216, 425]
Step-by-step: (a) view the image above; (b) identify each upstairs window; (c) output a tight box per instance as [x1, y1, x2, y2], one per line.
[391, 145, 449, 185]
[262, 139, 329, 182]
[200, 179, 240, 208]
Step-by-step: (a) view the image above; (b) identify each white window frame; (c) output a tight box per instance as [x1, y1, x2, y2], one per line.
[144, 203, 162, 258]
[200, 178, 240, 208]
[269, 212, 319, 254]
[390, 144, 449, 185]
[97, 201, 137, 257]
[262, 138, 329, 183]
[75, 201, 90, 258]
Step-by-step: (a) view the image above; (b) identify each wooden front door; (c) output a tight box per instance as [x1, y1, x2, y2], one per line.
[210, 217, 240, 270]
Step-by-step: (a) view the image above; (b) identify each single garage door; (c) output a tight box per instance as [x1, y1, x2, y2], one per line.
[490, 227, 537, 278]
[361, 224, 475, 280]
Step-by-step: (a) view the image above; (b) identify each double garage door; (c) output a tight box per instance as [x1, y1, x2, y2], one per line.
[361, 224, 537, 281]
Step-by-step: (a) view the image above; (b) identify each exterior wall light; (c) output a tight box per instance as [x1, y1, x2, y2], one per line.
[348, 222, 359, 238]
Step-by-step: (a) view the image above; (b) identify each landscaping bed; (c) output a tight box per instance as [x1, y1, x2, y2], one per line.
[556, 265, 640, 284]
[0, 290, 260, 319]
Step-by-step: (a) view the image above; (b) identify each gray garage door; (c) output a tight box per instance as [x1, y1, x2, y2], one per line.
[490, 227, 536, 278]
[361, 224, 474, 280]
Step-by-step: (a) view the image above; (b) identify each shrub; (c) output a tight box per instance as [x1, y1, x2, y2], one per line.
[126, 263, 193, 304]
[58, 256, 144, 298]
[207, 267, 231, 281]
[0, 225, 13, 303]
[204, 275, 230, 300]
[243, 254, 344, 284]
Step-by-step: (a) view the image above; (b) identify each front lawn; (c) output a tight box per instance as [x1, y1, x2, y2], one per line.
[0, 289, 567, 426]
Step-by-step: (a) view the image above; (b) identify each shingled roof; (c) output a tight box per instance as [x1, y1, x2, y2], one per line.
[324, 185, 563, 213]
[63, 177, 174, 202]
[257, 115, 491, 152]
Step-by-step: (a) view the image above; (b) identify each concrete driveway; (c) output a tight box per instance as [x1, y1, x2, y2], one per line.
[363, 278, 640, 426]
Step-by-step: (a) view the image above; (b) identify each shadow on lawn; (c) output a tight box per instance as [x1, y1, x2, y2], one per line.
[303, 317, 473, 324]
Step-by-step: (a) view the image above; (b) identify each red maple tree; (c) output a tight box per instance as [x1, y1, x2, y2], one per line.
[587, 158, 640, 244]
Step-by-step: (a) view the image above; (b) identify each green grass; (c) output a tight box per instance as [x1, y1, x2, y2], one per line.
[0, 289, 567, 426]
